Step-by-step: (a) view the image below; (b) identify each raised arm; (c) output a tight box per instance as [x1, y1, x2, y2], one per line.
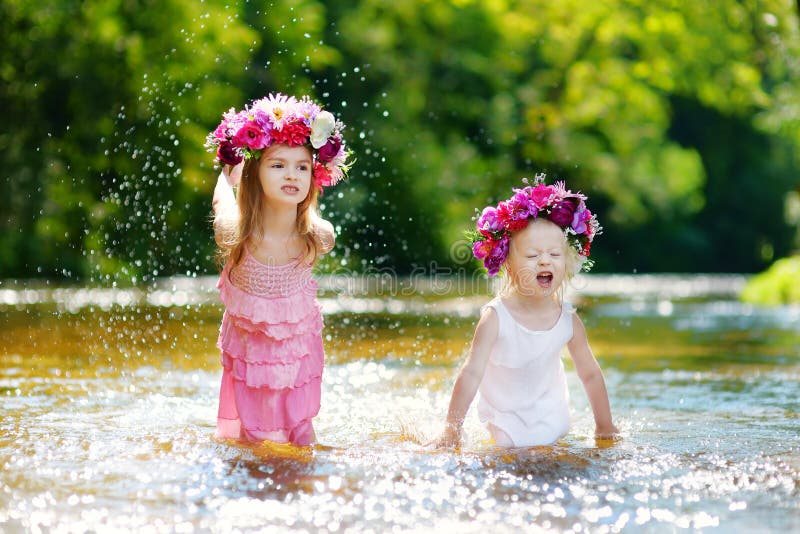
[310, 211, 336, 254]
[432, 307, 499, 448]
[567, 313, 620, 439]
[212, 164, 241, 248]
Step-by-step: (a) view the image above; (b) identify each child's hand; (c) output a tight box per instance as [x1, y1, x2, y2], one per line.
[594, 423, 621, 441]
[222, 162, 243, 187]
[428, 424, 462, 449]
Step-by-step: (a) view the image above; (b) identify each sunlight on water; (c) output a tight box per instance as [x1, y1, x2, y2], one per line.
[0, 275, 798, 532]
[0, 273, 748, 312]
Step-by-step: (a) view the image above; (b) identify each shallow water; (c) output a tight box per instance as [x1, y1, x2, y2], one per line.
[1, 275, 798, 532]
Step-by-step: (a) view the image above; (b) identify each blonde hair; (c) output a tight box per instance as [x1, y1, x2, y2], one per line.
[497, 219, 582, 300]
[215, 151, 322, 269]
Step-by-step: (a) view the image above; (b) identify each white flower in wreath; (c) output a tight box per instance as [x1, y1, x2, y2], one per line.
[310, 111, 336, 149]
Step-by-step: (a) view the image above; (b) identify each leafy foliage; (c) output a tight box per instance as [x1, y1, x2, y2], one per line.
[741, 255, 800, 304]
[1, 0, 799, 282]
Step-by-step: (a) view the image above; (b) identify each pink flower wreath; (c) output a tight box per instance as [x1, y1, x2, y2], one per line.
[470, 175, 602, 276]
[205, 93, 352, 190]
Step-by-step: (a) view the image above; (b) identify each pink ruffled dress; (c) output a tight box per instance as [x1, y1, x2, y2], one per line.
[215, 249, 324, 446]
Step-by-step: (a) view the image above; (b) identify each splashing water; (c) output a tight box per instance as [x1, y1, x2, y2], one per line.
[0, 274, 798, 532]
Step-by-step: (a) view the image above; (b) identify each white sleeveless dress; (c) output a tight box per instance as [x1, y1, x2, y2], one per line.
[476, 297, 574, 447]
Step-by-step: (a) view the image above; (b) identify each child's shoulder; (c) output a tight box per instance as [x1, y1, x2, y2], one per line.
[479, 296, 503, 316]
[312, 215, 335, 236]
[473, 300, 500, 343]
[311, 215, 335, 254]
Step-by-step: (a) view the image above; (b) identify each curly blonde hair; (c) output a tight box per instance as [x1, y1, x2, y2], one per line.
[498, 219, 583, 300]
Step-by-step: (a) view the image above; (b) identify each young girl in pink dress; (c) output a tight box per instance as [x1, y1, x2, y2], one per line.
[433, 176, 619, 448]
[206, 93, 351, 446]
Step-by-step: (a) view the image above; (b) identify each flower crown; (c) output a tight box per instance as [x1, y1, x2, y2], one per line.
[470, 175, 602, 276]
[205, 93, 351, 189]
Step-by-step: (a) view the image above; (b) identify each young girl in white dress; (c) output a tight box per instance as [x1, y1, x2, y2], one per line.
[433, 177, 619, 448]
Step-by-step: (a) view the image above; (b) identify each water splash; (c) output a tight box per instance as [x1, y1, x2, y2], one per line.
[1, 278, 798, 532]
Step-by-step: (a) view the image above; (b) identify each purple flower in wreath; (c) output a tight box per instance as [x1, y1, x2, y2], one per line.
[317, 136, 342, 163]
[252, 108, 275, 133]
[216, 141, 242, 166]
[509, 190, 537, 221]
[477, 206, 503, 234]
[483, 237, 509, 276]
[571, 206, 591, 235]
[548, 197, 578, 227]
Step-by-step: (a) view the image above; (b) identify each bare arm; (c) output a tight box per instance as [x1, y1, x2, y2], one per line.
[311, 212, 336, 254]
[567, 313, 620, 438]
[431, 307, 499, 448]
[212, 164, 241, 247]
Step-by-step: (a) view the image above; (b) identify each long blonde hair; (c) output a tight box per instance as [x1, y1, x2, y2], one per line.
[216, 153, 322, 269]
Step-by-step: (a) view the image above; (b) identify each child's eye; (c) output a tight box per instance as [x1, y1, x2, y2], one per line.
[271, 163, 283, 168]
[298, 165, 309, 171]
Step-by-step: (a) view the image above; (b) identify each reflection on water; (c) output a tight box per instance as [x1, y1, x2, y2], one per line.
[0, 275, 798, 532]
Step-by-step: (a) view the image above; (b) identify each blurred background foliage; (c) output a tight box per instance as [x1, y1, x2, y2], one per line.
[1, 0, 799, 284]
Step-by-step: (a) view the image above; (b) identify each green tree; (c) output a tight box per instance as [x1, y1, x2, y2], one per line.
[1, 0, 798, 282]
[0, 0, 256, 282]
[327, 0, 800, 273]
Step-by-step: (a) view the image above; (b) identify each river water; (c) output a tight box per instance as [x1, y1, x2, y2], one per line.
[1, 274, 798, 532]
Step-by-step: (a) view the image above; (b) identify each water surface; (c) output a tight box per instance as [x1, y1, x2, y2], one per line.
[1, 275, 798, 532]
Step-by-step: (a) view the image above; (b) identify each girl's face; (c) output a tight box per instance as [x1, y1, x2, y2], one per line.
[506, 218, 567, 297]
[257, 144, 313, 206]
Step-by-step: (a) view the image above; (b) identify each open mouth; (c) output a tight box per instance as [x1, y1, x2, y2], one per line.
[536, 272, 554, 287]
[281, 185, 300, 194]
